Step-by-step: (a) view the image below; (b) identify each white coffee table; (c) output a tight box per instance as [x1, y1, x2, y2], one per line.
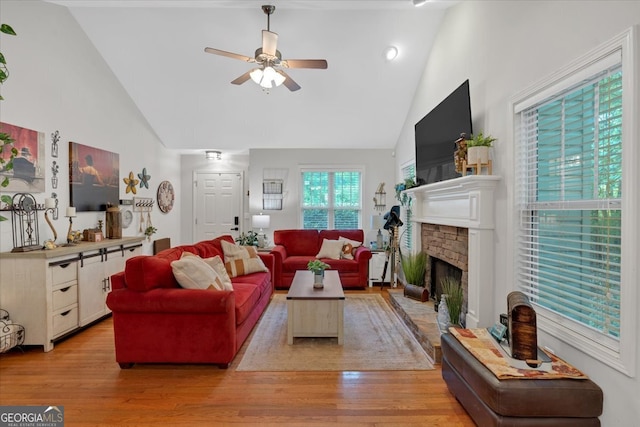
[286, 270, 345, 345]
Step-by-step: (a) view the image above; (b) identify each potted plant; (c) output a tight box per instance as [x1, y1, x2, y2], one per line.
[308, 260, 330, 287]
[235, 230, 259, 246]
[401, 251, 429, 302]
[440, 276, 464, 327]
[144, 225, 157, 241]
[466, 132, 496, 165]
[394, 177, 417, 209]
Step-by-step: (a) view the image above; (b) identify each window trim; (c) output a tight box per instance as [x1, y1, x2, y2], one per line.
[299, 164, 364, 230]
[510, 26, 639, 377]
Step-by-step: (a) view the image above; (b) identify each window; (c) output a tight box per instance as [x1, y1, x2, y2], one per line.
[400, 162, 415, 252]
[301, 169, 362, 230]
[513, 28, 637, 375]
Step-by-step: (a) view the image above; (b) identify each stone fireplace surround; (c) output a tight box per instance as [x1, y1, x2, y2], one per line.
[405, 175, 500, 328]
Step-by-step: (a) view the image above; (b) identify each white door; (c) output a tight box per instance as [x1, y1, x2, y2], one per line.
[194, 172, 242, 241]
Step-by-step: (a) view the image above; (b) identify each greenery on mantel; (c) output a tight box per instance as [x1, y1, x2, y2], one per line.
[467, 132, 496, 147]
[0, 23, 17, 222]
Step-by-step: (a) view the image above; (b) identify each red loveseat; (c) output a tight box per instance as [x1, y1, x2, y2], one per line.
[106, 235, 274, 369]
[270, 229, 372, 289]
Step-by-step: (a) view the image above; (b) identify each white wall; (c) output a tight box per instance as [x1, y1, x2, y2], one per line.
[248, 149, 395, 245]
[0, 0, 181, 255]
[395, 1, 640, 425]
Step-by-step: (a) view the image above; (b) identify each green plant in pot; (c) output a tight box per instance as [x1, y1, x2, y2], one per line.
[308, 260, 330, 287]
[441, 276, 464, 327]
[235, 230, 259, 246]
[401, 251, 429, 302]
[466, 132, 496, 165]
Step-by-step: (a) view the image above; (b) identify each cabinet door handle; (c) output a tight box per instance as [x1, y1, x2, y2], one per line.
[60, 310, 71, 317]
[60, 286, 71, 293]
[106, 277, 111, 292]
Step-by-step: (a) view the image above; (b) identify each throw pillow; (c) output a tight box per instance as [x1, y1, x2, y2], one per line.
[316, 238, 344, 260]
[220, 240, 268, 278]
[171, 252, 225, 291]
[202, 255, 233, 290]
[339, 236, 363, 260]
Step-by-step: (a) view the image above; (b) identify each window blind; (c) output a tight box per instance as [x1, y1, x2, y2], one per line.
[301, 169, 361, 230]
[516, 64, 623, 343]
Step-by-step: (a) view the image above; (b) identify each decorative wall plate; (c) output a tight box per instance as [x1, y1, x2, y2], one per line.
[122, 209, 133, 228]
[157, 181, 174, 213]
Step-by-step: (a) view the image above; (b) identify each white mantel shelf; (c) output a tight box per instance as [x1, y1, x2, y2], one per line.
[404, 175, 501, 329]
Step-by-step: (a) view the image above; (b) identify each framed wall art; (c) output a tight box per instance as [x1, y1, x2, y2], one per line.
[69, 141, 119, 211]
[0, 122, 46, 193]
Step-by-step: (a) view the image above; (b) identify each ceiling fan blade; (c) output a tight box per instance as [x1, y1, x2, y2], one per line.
[204, 47, 254, 63]
[280, 59, 328, 69]
[262, 30, 278, 56]
[230, 71, 252, 85]
[277, 70, 301, 92]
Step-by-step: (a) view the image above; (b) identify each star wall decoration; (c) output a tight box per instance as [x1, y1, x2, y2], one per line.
[123, 171, 139, 194]
[138, 167, 150, 189]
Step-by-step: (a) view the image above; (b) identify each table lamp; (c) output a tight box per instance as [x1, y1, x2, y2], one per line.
[65, 206, 76, 245]
[371, 214, 384, 249]
[43, 198, 58, 243]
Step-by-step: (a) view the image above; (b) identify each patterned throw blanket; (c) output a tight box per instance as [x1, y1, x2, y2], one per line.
[449, 328, 588, 380]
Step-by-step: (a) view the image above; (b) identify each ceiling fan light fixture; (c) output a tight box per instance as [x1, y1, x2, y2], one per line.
[205, 150, 222, 160]
[384, 46, 399, 61]
[250, 68, 263, 84]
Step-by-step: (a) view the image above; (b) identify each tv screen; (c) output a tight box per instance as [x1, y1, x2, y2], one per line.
[415, 80, 472, 185]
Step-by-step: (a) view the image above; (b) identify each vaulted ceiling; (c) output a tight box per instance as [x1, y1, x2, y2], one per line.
[46, 1, 455, 154]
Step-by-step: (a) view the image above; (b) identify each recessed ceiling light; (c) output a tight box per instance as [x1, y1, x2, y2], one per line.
[384, 46, 399, 61]
[413, 0, 428, 7]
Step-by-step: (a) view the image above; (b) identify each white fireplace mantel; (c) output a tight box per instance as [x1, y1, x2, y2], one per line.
[404, 175, 501, 328]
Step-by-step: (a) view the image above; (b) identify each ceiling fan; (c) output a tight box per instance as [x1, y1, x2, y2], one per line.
[204, 5, 328, 92]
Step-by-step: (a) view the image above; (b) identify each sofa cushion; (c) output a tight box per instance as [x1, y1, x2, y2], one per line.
[319, 229, 364, 244]
[339, 236, 362, 260]
[315, 238, 344, 260]
[324, 258, 359, 273]
[125, 256, 179, 291]
[202, 255, 233, 290]
[231, 282, 262, 326]
[194, 235, 234, 258]
[171, 253, 226, 291]
[221, 240, 268, 278]
[282, 256, 318, 273]
[273, 229, 320, 256]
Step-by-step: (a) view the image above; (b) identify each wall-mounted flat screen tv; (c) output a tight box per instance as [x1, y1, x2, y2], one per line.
[415, 80, 472, 185]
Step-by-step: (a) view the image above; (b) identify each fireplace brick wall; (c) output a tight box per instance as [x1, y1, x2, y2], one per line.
[422, 223, 468, 311]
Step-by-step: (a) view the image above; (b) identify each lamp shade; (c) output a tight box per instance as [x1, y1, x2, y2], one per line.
[371, 214, 384, 230]
[252, 214, 270, 229]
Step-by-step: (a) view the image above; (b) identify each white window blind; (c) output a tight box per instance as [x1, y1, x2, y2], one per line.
[516, 61, 623, 350]
[301, 169, 361, 230]
[401, 163, 415, 251]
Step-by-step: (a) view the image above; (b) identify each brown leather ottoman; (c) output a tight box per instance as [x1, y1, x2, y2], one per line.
[441, 332, 603, 426]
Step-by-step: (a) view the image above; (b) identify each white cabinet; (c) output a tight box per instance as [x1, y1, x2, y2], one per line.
[0, 237, 143, 351]
[368, 250, 387, 287]
[78, 245, 141, 326]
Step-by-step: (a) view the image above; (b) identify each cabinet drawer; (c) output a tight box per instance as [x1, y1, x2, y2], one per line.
[51, 261, 78, 285]
[53, 284, 78, 311]
[53, 306, 78, 337]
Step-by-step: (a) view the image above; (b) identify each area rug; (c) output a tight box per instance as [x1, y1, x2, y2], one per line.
[236, 294, 434, 371]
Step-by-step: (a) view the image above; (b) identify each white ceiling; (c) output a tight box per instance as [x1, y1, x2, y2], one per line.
[47, 0, 455, 154]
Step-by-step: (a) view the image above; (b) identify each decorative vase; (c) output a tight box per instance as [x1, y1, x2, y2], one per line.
[313, 270, 324, 289]
[437, 294, 450, 332]
[467, 146, 489, 164]
[51, 175, 58, 189]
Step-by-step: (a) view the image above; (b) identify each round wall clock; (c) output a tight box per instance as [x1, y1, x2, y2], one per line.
[122, 209, 133, 228]
[157, 180, 175, 213]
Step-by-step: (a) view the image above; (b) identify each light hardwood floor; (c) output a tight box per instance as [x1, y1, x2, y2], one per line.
[0, 288, 474, 426]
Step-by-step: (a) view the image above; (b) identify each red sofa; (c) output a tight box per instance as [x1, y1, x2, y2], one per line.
[106, 235, 274, 369]
[270, 229, 372, 289]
